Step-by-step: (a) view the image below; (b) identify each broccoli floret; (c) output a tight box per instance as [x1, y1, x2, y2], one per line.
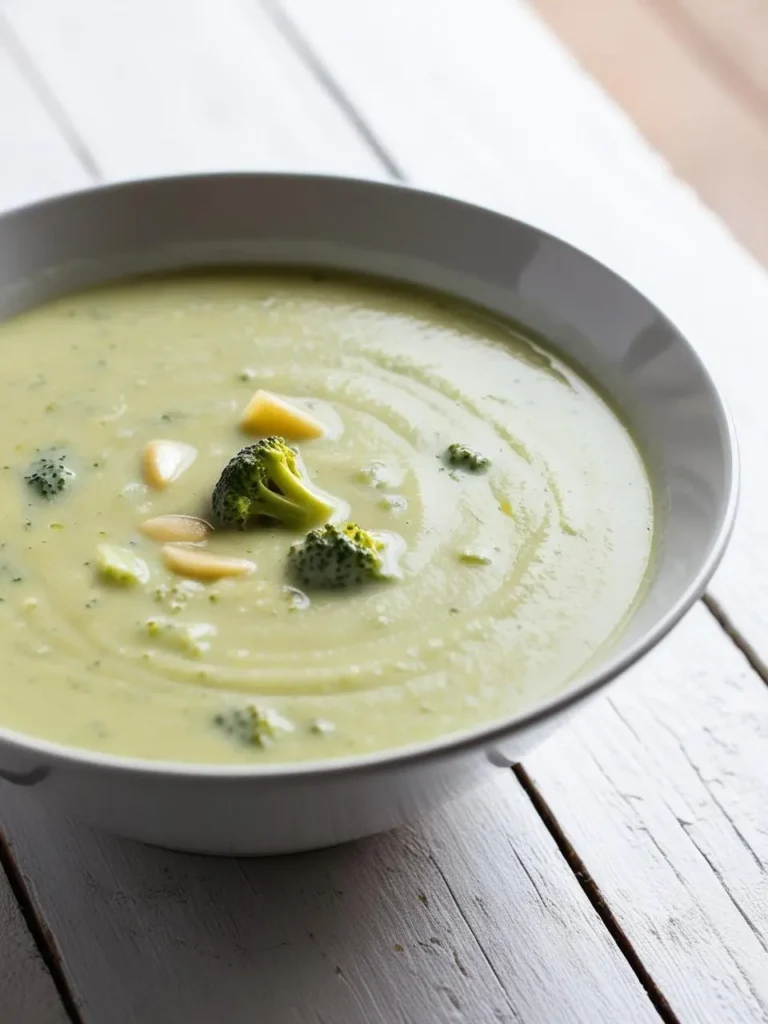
[211, 437, 334, 530]
[444, 444, 490, 473]
[96, 544, 150, 586]
[213, 704, 294, 748]
[288, 522, 390, 590]
[24, 451, 75, 499]
[143, 617, 215, 658]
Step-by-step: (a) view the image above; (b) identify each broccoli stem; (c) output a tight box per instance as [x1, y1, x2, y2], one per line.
[270, 459, 332, 520]
[257, 488, 322, 528]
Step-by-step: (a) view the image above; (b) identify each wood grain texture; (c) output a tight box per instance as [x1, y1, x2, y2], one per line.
[418, 796, 663, 1023]
[0, 778, 660, 1024]
[532, 0, 768, 268]
[0, 0, 383, 181]
[526, 604, 768, 1023]
[0, 28, 91, 204]
[0, 851, 70, 1023]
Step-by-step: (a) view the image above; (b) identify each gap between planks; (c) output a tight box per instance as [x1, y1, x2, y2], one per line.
[513, 763, 682, 1024]
[0, 832, 84, 1024]
[0, 10, 101, 182]
[261, 0, 406, 181]
[702, 594, 768, 691]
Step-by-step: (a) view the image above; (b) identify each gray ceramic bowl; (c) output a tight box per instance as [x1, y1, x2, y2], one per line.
[0, 174, 737, 854]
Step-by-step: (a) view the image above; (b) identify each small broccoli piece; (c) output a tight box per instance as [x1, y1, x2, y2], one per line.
[213, 704, 294, 748]
[355, 461, 396, 489]
[211, 437, 334, 530]
[378, 494, 408, 514]
[444, 444, 490, 473]
[143, 617, 215, 658]
[310, 717, 335, 735]
[96, 544, 150, 586]
[152, 579, 204, 614]
[288, 522, 390, 590]
[24, 451, 75, 499]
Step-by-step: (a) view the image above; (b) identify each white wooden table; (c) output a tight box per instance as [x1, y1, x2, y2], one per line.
[1, 1, 767, 1021]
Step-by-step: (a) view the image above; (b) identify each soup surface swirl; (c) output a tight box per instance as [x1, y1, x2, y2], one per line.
[0, 272, 653, 763]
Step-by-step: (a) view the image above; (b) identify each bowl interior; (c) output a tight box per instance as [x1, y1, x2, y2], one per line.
[0, 174, 736, 738]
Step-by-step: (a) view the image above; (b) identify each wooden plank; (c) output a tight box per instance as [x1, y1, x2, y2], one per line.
[0, 777, 660, 1024]
[0, 850, 71, 1023]
[531, 0, 768, 268]
[0, 0, 383, 180]
[539, 0, 768, 127]
[525, 604, 768, 1023]
[275, 0, 768, 672]
[0, 2, 664, 1022]
[418, 793, 664, 1023]
[0, 29, 90, 205]
[648, 0, 768, 115]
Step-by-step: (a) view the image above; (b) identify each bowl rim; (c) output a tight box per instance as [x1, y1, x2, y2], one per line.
[0, 171, 741, 781]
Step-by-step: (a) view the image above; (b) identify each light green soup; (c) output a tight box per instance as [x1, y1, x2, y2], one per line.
[0, 272, 653, 764]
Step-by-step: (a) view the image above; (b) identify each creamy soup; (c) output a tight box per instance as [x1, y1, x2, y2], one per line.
[0, 272, 653, 764]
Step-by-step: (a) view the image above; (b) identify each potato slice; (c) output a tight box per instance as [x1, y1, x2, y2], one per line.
[240, 390, 325, 441]
[140, 515, 211, 544]
[96, 544, 150, 586]
[162, 544, 255, 581]
[141, 440, 197, 489]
